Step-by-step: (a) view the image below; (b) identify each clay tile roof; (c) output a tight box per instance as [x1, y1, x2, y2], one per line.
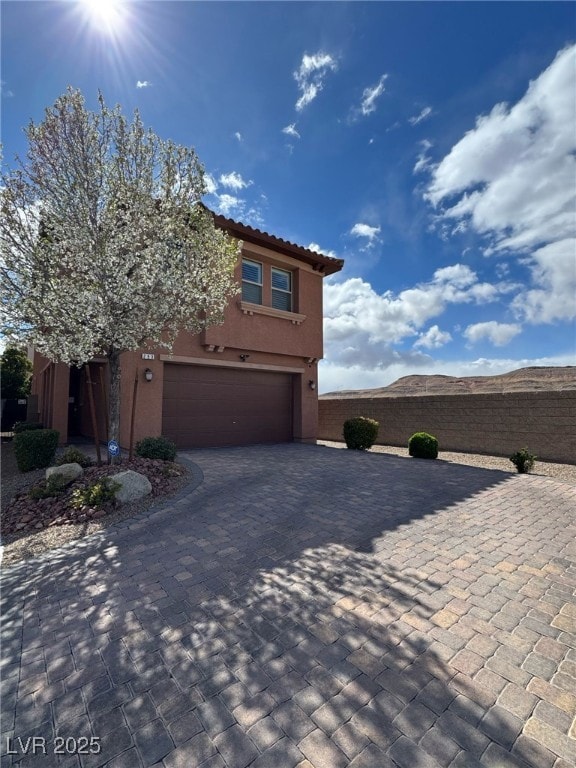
[212, 211, 344, 276]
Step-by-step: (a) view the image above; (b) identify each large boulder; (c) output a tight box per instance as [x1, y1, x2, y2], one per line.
[46, 462, 83, 486]
[112, 470, 152, 504]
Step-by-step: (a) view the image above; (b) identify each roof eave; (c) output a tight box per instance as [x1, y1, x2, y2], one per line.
[212, 212, 344, 276]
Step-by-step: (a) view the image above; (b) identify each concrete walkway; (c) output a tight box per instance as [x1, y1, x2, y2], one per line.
[1, 443, 575, 768]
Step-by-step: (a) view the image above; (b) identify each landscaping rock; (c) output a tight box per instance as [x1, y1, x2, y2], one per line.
[112, 470, 152, 504]
[46, 463, 83, 485]
[1, 455, 186, 541]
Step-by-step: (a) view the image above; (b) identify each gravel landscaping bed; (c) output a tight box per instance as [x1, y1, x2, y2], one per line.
[1, 442, 190, 566]
[318, 440, 576, 483]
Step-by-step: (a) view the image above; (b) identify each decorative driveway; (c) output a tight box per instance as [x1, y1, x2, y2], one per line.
[1, 444, 575, 768]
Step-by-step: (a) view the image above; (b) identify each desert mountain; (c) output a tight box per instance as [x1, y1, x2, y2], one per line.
[321, 366, 576, 398]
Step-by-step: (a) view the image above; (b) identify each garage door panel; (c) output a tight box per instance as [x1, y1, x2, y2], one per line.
[162, 364, 293, 448]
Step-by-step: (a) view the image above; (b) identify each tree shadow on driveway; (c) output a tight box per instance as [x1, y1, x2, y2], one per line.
[1, 444, 574, 767]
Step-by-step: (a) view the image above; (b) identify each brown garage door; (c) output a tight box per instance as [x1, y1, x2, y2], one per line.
[162, 364, 294, 448]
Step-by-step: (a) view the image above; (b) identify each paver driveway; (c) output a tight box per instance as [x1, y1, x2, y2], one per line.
[1, 444, 575, 768]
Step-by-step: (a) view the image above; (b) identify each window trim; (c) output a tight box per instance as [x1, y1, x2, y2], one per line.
[271, 267, 293, 312]
[241, 258, 263, 305]
[239, 301, 306, 325]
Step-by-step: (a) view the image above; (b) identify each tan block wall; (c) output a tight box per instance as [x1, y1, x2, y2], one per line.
[318, 391, 576, 464]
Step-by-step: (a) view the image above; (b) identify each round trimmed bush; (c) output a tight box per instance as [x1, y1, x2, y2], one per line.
[135, 436, 177, 462]
[343, 417, 379, 450]
[14, 428, 59, 472]
[408, 432, 438, 459]
[510, 448, 537, 474]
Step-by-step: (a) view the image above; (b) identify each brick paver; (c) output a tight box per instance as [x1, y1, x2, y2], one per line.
[1, 444, 575, 767]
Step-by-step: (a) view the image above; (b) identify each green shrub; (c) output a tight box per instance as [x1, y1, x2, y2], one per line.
[510, 448, 537, 474]
[56, 447, 92, 468]
[14, 429, 59, 472]
[408, 432, 439, 459]
[343, 417, 379, 450]
[13, 421, 43, 434]
[29, 475, 68, 500]
[70, 477, 120, 509]
[0, 346, 32, 398]
[135, 436, 177, 461]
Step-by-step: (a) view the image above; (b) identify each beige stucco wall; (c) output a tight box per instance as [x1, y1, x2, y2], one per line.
[318, 391, 576, 464]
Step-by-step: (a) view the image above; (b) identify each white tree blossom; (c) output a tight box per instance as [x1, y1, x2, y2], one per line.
[1, 87, 241, 443]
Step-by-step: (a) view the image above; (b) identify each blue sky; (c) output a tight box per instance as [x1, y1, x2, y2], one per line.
[2, 1, 575, 393]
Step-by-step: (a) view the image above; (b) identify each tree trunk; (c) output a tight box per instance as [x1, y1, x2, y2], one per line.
[108, 348, 121, 453]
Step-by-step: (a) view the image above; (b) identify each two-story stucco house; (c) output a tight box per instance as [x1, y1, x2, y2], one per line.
[31, 213, 344, 448]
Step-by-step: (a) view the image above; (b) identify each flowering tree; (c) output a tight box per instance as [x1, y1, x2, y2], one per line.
[1, 87, 240, 444]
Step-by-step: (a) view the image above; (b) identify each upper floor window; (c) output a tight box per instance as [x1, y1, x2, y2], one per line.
[242, 259, 262, 304]
[271, 267, 292, 312]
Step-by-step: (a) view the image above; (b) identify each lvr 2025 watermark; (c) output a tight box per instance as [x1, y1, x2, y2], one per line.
[6, 736, 101, 756]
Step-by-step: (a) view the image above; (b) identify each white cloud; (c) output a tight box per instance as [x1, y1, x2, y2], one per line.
[324, 265, 511, 351]
[211, 192, 264, 226]
[463, 321, 522, 347]
[243, 207, 265, 228]
[308, 242, 338, 259]
[350, 222, 381, 243]
[414, 139, 433, 174]
[1, 80, 14, 98]
[294, 51, 337, 111]
[425, 45, 576, 323]
[323, 339, 430, 373]
[320, 264, 516, 389]
[215, 194, 244, 218]
[219, 172, 251, 191]
[282, 123, 301, 139]
[204, 174, 218, 195]
[136, 80, 151, 88]
[318, 352, 575, 394]
[414, 324, 452, 349]
[409, 106, 432, 126]
[360, 75, 388, 116]
[512, 239, 576, 323]
[234, 132, 243, 142]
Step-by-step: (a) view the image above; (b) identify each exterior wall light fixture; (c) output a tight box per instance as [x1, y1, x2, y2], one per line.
[309, 379, 316, 390]
[239, 354, 250, 361]
[144, 368, 153, 382]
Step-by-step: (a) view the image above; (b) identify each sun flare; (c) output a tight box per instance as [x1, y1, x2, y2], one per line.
[78, 0, 127, 35]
